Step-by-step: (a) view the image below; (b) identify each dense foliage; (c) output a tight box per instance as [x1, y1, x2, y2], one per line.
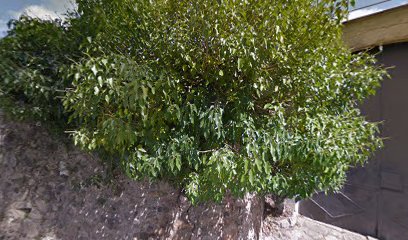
[0, 16, 77, 121]
[0, 0, 386, 202]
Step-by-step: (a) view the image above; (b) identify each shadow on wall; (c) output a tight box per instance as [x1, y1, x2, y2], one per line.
[0, 111, 263, 240]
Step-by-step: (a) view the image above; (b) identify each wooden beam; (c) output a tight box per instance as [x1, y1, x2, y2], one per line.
[343, 4, 408, 51]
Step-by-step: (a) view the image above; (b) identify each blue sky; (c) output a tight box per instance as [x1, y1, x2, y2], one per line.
[0, 0, 407, 37]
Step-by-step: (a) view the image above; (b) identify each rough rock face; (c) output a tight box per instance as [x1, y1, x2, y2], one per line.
[0, 111, 263, 240]
[0, 111, 376, 240]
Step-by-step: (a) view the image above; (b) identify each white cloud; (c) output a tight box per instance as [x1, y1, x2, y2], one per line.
[42, 0, 75, 12]
[10, 5, 60, 20]
[8, 0, 74, 20]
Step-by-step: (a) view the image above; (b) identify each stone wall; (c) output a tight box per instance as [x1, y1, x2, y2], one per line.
[0, 111, 374, 240]
[0, 111, 263, 240]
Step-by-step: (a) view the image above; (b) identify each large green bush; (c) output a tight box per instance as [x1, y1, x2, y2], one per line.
[0, 16, 78, 121]
[1, 0, 386, 203]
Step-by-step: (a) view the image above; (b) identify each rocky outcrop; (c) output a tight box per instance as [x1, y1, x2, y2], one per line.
[0, 111, 375, 240]
[0, 111, 263, 240]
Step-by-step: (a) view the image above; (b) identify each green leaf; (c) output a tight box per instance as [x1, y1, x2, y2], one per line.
[91, 65, 98, 76]
[98, 76, 103, 87]
[255, 158, 263, 172]
[237, 58, 243, 70]
[176, 155, 181, 171]
[249, 169, 254, 185]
